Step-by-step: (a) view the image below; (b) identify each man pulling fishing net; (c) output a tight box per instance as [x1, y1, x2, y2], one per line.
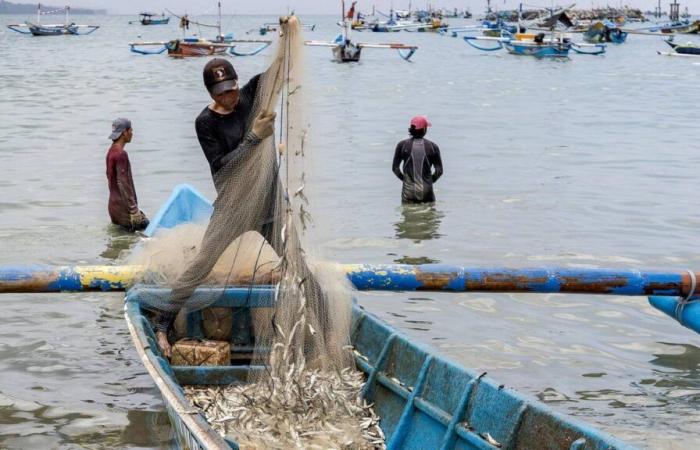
[143, 17, 334, 363]
[131, 17, 387, 448]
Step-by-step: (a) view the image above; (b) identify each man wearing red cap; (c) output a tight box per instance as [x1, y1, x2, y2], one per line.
[392, 115, 443, 203]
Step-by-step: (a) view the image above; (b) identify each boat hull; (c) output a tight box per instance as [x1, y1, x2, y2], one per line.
[661, 20, 700, 34]
[28, 24, 77, 36]
[505, 42, 570, 57]
[332, 43, 362, 62]
[125, 184, 637, 450]
[142, 17, 170, 25]
[125, 292, 636, 450]
[167, 41, 229, 58]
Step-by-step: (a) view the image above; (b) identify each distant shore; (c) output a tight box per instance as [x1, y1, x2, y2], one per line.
[0, 1, 106, 15]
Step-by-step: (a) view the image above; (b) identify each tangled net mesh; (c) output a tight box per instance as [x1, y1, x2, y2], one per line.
[125, 18, 385, 449]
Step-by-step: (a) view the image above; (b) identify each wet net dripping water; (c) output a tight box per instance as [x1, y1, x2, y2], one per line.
[126, 17, 386, 449]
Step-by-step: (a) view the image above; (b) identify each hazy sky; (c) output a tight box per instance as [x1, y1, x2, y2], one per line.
[56, 1, 693, 16]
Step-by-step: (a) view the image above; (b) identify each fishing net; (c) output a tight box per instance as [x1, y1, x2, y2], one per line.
[126, 17, 383, 448]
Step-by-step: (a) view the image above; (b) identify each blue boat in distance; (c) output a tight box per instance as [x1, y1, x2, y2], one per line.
[124, 184, 636, 449]
[135, 12, 170, 25]
[582, 21, 628, 44]
[6, 5, 99, 36]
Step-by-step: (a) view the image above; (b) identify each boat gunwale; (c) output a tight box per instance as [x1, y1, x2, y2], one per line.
[125, 291, 636, 450]
[124, 301, 233, 450]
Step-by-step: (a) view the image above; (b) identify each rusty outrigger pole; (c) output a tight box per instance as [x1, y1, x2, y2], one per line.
[1, 264, 699, 334]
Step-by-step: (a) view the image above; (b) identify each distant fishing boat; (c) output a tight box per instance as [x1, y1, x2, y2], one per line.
[658, 36, 700, 55]
[258, 21, 316, 36]
[124, 184, 638, 450]
[660, 20, 700, 33]
[369, 8, 420, 32]
[645, 19, 700, 33]
[464, 11, 606, 58]
[466, 31, 605, 57]
[7, 5, 99, 36]
[306, 1, 417, 62]
[481, 19, 519, 37]
[132, 12, 170, 26]
[582, 21, 628, 43]
[129, 2, 271, 57]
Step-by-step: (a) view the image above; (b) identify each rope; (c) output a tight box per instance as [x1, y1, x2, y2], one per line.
[675, 270, 698, 323]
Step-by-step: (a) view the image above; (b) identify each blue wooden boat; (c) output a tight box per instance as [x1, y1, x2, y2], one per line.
[124, 184, 636, 449]
[136, 13, 170, 25]
[464, 31, 606, 58]
[582, 22, 628, 44]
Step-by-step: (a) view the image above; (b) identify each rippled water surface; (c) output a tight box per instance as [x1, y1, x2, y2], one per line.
[1, 13, 700, 449]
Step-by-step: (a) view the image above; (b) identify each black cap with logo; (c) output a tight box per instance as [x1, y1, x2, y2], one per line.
[203, 58, 239, 96]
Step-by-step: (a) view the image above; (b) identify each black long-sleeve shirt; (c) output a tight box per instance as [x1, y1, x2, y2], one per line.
[392, 137, 443, 203]
[195, 74, 261, 175]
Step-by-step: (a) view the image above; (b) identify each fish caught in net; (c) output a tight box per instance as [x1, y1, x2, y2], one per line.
[125, 16, 385, 448]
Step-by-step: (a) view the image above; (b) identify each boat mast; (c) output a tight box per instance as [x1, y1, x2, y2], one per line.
[670, 0, 679, 22]
[217, 1, 222, 41]
[37, 3, 41, 24]
[65, 5, 70, 25]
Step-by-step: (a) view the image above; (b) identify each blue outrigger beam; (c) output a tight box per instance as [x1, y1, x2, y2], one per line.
[2, 264, 700, 335]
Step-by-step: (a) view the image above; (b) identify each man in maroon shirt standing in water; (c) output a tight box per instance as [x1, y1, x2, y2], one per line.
[105, 118, 149, 232]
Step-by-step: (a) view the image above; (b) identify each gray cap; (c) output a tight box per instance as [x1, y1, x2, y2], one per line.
[109, 118, 132, 141]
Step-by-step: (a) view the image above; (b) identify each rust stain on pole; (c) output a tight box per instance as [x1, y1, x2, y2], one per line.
[559, 276, 628, 294]
[465, 274, 549, 292]
[415, 270, 461, 290]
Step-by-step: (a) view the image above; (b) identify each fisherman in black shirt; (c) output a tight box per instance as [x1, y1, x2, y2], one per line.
[392, 115, 443, 203]
[195, 58, 280, 242]
[154, 57, 278, 356]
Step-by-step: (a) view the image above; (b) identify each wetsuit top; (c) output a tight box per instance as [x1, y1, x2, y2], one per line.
[195, 74, 261, 176]
[106, 143, 139, 226]
[392, 137, 443, 203]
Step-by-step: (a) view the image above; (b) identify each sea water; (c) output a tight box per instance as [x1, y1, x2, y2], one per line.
[1, 14, 699, 448]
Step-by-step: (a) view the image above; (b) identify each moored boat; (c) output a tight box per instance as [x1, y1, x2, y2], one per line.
[306, 1, 418, 62]
[582, 21, 628, 43]
[26, 22, 79, 35]
[7, 5, 99, 36]
[129, 3, 271, 57]
[464, 31, 606, 58]
[124, 184, 637, 450]
[134, 12, 170, 25]
[166, 38, 230, 57]
[659, 37, 700, 55]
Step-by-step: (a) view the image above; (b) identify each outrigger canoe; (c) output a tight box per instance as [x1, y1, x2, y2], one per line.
[124, 184, 636, 450]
